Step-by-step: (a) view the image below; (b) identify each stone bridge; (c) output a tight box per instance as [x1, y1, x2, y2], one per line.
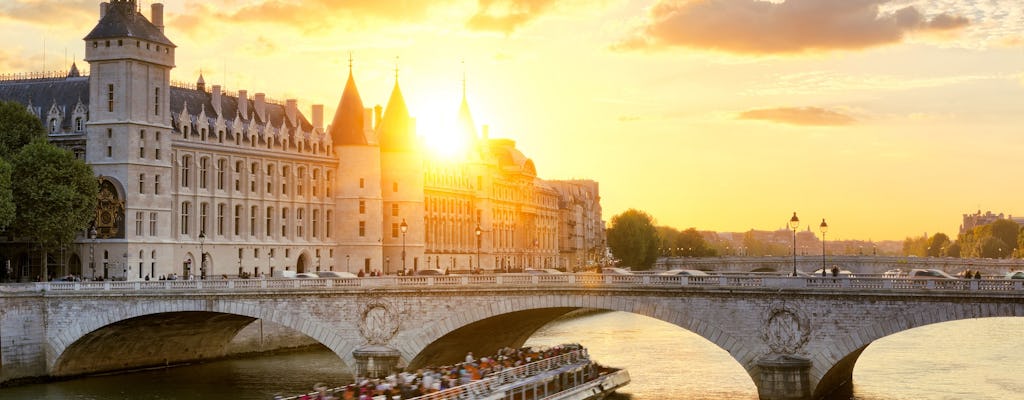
[657, 255, 1024, 276]
[2, 274, 1023, 399]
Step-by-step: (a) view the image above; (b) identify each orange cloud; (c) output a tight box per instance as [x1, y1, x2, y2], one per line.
[0, 0, 94, 26]
[737, 107, 856, 126]
[466, 0, 559, 33]
[617, 0, 969, 54]
[168, 0, 450, 35]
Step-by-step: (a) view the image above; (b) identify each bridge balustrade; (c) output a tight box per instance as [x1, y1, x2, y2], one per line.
[9, 274, 1024, 293]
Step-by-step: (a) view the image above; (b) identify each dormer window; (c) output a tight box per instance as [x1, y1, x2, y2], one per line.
[49, 118, 58, 133]
[75, 118, 83, 132]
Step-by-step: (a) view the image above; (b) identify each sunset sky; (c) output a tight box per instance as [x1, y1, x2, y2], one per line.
[1, 0, 1022, 241]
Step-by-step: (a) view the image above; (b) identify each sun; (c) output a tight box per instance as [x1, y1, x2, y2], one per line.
[413, 99, 472, 160]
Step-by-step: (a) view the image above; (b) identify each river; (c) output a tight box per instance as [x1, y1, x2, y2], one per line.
[1, 311, 1021, 399]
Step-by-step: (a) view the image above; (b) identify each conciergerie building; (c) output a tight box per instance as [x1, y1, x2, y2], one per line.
[0, 0, 604, 281]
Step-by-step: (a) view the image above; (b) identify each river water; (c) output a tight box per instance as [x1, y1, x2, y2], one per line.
[1, 311, 1021, 399]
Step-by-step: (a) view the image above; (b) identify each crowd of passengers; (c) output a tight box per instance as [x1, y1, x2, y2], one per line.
[277, 344, 585, 400]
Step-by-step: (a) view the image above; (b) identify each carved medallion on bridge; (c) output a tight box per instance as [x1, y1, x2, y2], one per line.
[357, 296, 400, 345]
[761, 302, 810, 354]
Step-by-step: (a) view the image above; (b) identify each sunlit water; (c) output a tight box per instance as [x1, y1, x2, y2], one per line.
[1, 312, 1021, 399]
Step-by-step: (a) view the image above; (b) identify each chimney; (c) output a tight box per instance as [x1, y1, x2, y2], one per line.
[311, 104, 324, 132]
[238, 90, 248, 119]
[100, 2, 108, 19]
[211, 85, 222, 116]
[254, 93, 266, 121]
[151, 3, 164, 33]
[374, 105, 383, 130]
[285, 99, 297, 126]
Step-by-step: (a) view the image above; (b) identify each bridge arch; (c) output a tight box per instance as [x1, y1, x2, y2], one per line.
[48, 299, 361, 377]
[398, 294, 758, 380]
[813, 302, 1024, 398]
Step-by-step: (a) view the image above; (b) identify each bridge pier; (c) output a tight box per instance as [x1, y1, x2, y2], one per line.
[352, 345, 401, 379]
[756, 355, 812, 400]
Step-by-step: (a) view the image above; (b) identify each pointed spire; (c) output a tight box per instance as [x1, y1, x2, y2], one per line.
[67, 62, 81, 78]
[328, 55, 368, 145]
[378, 64, 413, 152]
[196, 70, 206, 92]
[458, 61, 478, 146]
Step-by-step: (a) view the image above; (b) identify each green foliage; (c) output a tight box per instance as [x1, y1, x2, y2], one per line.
[606, 209, 660, 269]
[0, 159, 13, 230]
[977, 236, 1009, 259]
[989, 219, 1018, 254]
[11, 140, 97, 249]
[0, 101, 46, 159]
[902, 234, 928, 256]
[927, 233, 951, 257]
[675, 228, 716, 257]
[945, 241, 961, 258]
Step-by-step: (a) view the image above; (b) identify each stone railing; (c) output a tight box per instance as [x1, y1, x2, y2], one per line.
[4, 273, 1024, 294]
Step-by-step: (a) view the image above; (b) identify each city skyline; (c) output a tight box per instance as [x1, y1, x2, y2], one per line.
[1, 0, 1022, 240]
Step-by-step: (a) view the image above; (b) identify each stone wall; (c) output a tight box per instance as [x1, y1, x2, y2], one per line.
[225, 319, 320, 356]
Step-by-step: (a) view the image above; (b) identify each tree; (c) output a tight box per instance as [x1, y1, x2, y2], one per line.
[11, 140, 97, 280]
[977, 236, 1009, 259]
[902, 234, 928, 256]
[675, 228, 714, 257]
[945, 241, 961, 258]
[927, 233, 951, 257]
[656, 226, 680, 256]
[606, 209, 660, 269]
[0, 159, 14, 230]
[0, 100, 46, 159]
[989, 219, 1018, 256]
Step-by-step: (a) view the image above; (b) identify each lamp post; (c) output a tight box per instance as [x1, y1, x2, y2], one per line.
[89, 227, 97, 280]
[819, 219, 828, 276]
[475, 225, 482, 274]
[789, 212, 800, 276]
[386, 256, 390, 273]
[400, 219, 408, 273]
[346, 254, 350, 273]
[198, 230, 206, 280]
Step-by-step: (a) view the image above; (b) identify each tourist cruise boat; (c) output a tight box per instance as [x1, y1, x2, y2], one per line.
[280, 345, 629, 400]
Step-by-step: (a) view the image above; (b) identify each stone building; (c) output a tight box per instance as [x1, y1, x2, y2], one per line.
[0, 0, 604, 281]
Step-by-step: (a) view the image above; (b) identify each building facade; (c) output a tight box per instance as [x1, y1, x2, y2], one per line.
[0, 0, 604, 281]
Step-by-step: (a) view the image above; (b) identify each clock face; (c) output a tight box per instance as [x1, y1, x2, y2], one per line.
[100, 211, 113, 225]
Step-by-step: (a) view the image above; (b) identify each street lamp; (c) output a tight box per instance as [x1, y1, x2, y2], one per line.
[400, 219, 408, 272]
[789, 212, 800, 276]
[89, 227, 97, 280]
[346, 254, 350, 273]
[199, 230, 206, 280]
[819, 219, 828, 276]
[475, 225, 482, 274]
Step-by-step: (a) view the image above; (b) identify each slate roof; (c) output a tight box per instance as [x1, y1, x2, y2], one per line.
[0, 77, 89, 131]
[84, 0, 174, 47]
[327, 70, 368, 145]
[0, 76, 315, 137]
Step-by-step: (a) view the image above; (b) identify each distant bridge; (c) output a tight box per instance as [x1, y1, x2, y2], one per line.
[656, 255, 1023, 275]
[2, 274, 1023, 400]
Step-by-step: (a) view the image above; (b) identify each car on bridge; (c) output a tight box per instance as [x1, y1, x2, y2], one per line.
[907, 269, 957, 279]
[601, 267, 633, 275]
[657, 269, 709, 277]
[525, 268, 564, 274]
[317, 271, 358, 279]
[1005, 271, 1024, 279]
[414, 268, 447, 276]
[294, 272, 320, 279]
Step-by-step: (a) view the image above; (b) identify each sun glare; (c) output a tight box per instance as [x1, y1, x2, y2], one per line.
[413, 98, 472, 160]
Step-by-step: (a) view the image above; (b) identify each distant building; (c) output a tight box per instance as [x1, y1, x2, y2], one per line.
[961, 210, 1024, 234]
[0, 0, 604, 281]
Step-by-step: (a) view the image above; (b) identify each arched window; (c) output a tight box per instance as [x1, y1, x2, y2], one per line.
[326, 210, 332, 238]
[250, 206, 258, 236]
[217, 159, 226, 190]
[297, 208, 305, 237]
[266, 206, 273, 237]
[312, 209, 319, 238]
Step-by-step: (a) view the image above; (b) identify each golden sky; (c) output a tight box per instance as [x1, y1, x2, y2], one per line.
[1, 0, 1023, 241]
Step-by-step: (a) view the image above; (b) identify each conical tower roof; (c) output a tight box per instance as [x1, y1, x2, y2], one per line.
[378, 80, 413, 151]
[328, 63, 368, 146]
